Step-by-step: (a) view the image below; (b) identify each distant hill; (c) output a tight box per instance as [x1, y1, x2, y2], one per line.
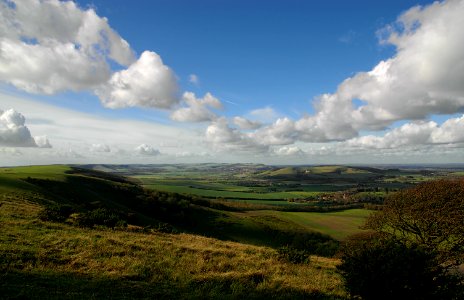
[257, 165, 382, 183]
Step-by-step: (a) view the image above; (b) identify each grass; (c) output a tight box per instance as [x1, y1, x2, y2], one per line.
[142, 182, 346, 201]
[276, 209, 372, 241]
[0, 165, 70, 194]
[0, 196, 347, 299]
[143, 183, 301, 200]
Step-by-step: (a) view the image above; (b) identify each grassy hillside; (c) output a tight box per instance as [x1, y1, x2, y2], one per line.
[0, 197, 346, 299]
[1, 165, 369, 245]
[0, 165, 348, 298]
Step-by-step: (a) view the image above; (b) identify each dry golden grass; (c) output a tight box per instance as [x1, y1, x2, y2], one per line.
[0, 198, 347, 299]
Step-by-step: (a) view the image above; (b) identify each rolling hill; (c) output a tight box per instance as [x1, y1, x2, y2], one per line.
[0, 165, 350, 299]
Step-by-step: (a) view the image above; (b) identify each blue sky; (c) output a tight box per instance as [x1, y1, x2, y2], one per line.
[73, 0, 411, 118]
[1, 0, 464, 165]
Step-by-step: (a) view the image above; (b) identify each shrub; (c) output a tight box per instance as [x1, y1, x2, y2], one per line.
[277, 245, 310, 264]
[338, 233, 462, 300]
[76, 208, 127, 228]
[285, 231, 340, 257]
[39, 204, 74, 222]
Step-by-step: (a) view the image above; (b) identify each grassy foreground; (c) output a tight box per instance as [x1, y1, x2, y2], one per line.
[0, 196, 346, 299]
[0, 165, 350, 298]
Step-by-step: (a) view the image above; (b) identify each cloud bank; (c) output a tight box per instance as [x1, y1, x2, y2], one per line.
[207, 0, 464, 156]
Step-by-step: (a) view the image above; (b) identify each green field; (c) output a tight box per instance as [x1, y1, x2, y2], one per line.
[278, 209, 372, 240]
[124, 163, 457, 204]
[143, 183, 323, 200]
[139, 178, 348, 201]
[0, 165, 69, 193]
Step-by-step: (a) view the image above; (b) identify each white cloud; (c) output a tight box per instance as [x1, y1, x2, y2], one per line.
[430, 115, 464, 144]
[0, 0, 181, 111]
[34, 135, 52, 148]
[0, 38, 111, 94]
[171, 92, 223, 122]
[0, 108, 38, 147]
[232, 116, 262, 130]
[135, 144, 160, 156]
[0, 0, 134, 94]
[345, 115, 464, 149]
[97, 51, 179, 109]
[189, 74, 199, 85]
[205, 118, 267, 153]
[251, 118, 297, 146]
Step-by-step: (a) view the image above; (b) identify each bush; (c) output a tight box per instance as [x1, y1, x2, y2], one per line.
[285, 231, 340, 257]
[39, 204, 74, 222]
[338, 233, 462, 300]
[277, 245, 310, 264]
[76, 208, 127, 228]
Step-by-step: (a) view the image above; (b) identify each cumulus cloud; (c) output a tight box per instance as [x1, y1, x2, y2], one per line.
[430, 116, 464, 144]
[0, 0, 134, 94]
[97, 51, 179, 109]
[233, 116, 262, 130]
[293, 0, 464, 142]
[206, 118, 267, 152]
[0, 0, 181, 111]
[135, 144, 160, 156]
[0, 108, 38, 147]
[171, 92, 223, 122]
[251, 118, 297, 146]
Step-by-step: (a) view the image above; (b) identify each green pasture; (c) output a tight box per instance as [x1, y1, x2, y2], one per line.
[143, 184, 295, 199]
[138, 176, 353, 201]
[0, 165, 70, 193]
[275, 209, 372, 240]
[143, 183, 328, 200]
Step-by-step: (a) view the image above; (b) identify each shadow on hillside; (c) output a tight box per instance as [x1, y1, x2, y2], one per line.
[0, 269, 345, 300]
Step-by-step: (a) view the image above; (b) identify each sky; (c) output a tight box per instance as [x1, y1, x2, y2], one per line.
[1, 0, 464, 166]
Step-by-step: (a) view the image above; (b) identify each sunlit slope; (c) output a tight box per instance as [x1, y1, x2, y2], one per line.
[0, 194, 347, 299]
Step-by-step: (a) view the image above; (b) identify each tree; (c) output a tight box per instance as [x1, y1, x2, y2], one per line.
[338, 179, 464, 299]
[365, 179, 464, 267]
